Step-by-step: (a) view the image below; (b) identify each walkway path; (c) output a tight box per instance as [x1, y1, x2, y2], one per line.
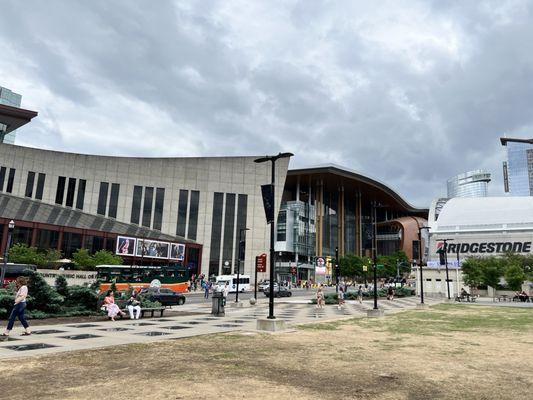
[0, 296, 442, 359]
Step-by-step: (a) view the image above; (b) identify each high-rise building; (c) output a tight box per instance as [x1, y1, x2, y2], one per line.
[0, 86, 22, 144]
[447, 169, 491, 198]
[500, 137, 533, 196]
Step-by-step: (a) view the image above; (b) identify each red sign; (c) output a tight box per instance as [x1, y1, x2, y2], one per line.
[290, 267, 297, 276]
[256, 253, 267, 273]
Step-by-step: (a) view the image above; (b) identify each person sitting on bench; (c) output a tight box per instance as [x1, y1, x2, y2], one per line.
[460, 288, 470, 302]
[127, 290, 141, 320]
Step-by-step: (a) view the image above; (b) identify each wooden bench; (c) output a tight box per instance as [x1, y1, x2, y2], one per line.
[139, 307, 167, 318]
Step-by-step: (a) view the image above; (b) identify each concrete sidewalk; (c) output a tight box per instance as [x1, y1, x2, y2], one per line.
[0, 296, 442, 360]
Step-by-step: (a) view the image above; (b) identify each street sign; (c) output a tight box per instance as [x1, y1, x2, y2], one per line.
[290, 267, 297, 276]
[256, 253, 267, 272]
[363, 265, 368, 272]
[377, 264, 384, 269]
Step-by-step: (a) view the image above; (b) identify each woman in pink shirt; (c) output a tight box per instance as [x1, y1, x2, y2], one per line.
[2, 276, 31, 337]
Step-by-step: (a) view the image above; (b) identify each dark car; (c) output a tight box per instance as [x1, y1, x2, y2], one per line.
[263, 286, 292, 298]
[140, 287, 186, 306]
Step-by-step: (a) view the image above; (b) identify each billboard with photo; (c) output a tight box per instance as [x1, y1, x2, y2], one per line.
[116, 236, 136, 256]
[170, 243, 186, 261]
[136, 239, 170, 259]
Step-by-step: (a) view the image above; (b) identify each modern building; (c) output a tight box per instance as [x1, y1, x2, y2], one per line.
[446, 169, 491, 198]
[0, 104, 428, 282]
[0, 86, 23, 144]
[501, 137, 533, 196]
[420, 196, 533, 297]
[275, 165, 428, 282]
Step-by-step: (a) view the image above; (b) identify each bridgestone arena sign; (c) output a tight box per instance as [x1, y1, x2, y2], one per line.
[438, 241, 532, 254]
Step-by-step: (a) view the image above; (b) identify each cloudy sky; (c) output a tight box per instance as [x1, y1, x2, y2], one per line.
[1, 0, 532, 207]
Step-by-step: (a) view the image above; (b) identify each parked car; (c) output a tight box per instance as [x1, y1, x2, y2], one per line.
[258, 280, 278, 292]
[263, 286, 292, 298]
[139, 287, 186, 306]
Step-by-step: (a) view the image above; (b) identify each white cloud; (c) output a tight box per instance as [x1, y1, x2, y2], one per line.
[1, 0, 533, 207]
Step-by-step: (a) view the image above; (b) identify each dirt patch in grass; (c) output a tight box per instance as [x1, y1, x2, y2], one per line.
[0, 305, 531, 400]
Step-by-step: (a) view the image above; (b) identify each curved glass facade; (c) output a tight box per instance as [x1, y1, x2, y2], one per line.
[447, 169, 491, 198]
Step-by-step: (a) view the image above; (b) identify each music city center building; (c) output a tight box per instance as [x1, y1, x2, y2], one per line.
[0, 103, 427, 280]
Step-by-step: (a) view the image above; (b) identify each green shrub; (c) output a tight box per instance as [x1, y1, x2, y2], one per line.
[26, 270, 64, 313]
[55, 275, 69, 297]
[66, 285, 98, 310]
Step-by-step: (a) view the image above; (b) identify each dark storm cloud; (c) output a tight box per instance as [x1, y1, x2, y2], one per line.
[1, 0, 532, 207]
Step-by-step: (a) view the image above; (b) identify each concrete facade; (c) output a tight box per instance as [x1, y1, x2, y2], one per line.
[0, 143, 290, 278]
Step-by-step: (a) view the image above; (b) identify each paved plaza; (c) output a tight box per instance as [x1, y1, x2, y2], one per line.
[0, 296, 443, 359]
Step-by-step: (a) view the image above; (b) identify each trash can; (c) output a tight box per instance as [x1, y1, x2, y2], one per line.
[212, 291, 226, 316]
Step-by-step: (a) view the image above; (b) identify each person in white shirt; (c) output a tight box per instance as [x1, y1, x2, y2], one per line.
[2, 276, 31, 337]
[223, 282, 230, 299]
[127, 290, 141, 319]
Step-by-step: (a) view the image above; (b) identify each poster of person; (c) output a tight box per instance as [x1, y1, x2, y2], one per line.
[136, 239, 170, 259]
[116, 236, 136, 256]
[170, 243, 185, 261]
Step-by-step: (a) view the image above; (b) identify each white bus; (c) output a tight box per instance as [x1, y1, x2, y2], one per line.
[215, 274, 251, 293]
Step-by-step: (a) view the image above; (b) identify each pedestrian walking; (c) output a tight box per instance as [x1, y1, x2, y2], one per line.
[357, 285, 363, 304]
[316, 286, 324, 309]
[387, 286, 394, 301]
[223, 282, 230, 299]
[337, 287, 345, 310]
[204, 281, 211, 299]
[2, 276, 32, 337]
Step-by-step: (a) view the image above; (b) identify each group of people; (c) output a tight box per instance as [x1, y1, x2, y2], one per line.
[102, 289, 143, 321]
[314, 284, 396, 309]
[514, 291, 530, 302]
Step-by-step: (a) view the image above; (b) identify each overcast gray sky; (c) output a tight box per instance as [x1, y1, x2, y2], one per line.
[1, 0, 532, 207]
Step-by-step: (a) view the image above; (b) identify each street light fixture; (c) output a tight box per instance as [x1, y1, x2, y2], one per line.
[371, 201, 387, 310]
[0, 220, 15, 287]
[417, 226, 430, 305]
[235, 227, 249, 303]
[436, 238, 454, 300]
[254, 152, 294, 320]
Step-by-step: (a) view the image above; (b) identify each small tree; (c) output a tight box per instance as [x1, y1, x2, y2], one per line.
[72, 248, 96, 269]
[55, 275, 69, 297]
[8, 244, 39, 264]
[461, 258, 484, 288]
[93, 250, 122, 266]
[504, 264, 526, 291]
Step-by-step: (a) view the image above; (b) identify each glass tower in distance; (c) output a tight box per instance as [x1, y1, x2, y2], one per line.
[447, 169, 491, 198]
[501, 138, 533, 196]
[0, 86, 23, 144]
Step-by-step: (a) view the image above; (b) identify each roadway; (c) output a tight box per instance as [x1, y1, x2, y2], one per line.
[182, 287, 338, 305]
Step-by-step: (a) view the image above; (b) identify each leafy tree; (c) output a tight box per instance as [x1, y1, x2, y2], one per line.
[7, 244, 60, 268]
[504, 264, 526, 291]
[93, 250, 122, 266]
[461, 258, 484, 287]
[8, 243, 39, 264]
[339, 254, 363, 279]
[72, 248, 96, 269]
[66, 285, 98, 310]
[55, 275, 69, 297]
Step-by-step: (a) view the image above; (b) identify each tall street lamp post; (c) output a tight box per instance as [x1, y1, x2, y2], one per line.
[335, 246, 339, 294]
[236, 227, 249, 303]
[372, 202, 378, 310]
[0, 220, 15, 287]
[437, 238, 454, 300]
[254, 152, 293, 320]
[417, 226, 430, 305]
